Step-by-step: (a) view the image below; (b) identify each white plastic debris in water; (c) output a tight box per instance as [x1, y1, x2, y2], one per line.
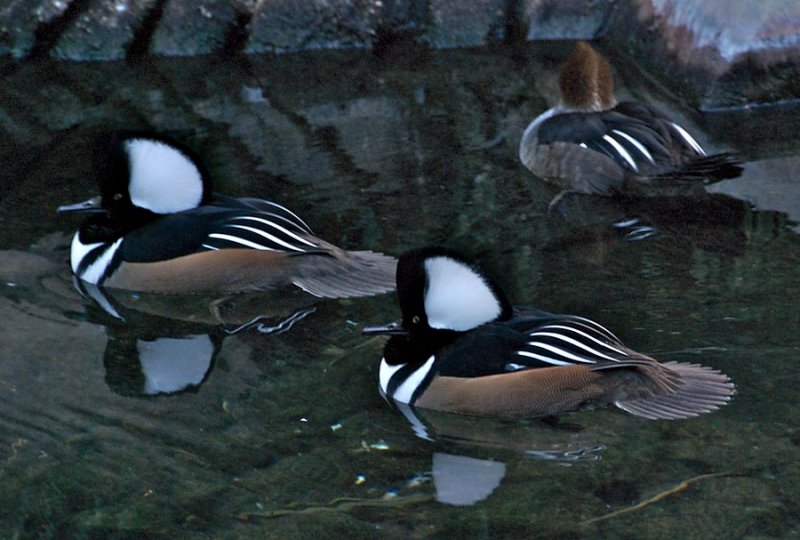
[360, 439, 390, 451]
[369, 440, 390, 450]
[241, 86, 268, 104]
[405, 474, 430, 488]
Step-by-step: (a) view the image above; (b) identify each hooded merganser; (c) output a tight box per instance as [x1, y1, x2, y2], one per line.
[519, 42, 743, 197]
[364, 247, 734, 420]
[58, 132, 397, 298]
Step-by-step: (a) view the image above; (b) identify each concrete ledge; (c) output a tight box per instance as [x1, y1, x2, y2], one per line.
[606, 0, 800, 109]
[0, 0, 798, 108]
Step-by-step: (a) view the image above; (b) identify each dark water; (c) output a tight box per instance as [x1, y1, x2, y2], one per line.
[1, 44, 799, 538]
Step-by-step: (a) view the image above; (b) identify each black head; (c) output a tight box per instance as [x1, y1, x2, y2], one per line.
[92, 131, 212, 220]
[365, 247, 513, 365]
[396, 247, 512, 334]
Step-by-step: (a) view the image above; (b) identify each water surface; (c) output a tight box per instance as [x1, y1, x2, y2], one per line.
[1, 44, 799, 538]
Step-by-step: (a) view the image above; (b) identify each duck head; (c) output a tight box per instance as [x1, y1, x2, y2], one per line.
[364, 247, 513, 363]
[59, 132, 211, 221]
[558, 41, 617, 112]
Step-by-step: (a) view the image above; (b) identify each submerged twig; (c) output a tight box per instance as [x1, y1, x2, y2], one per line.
[238, 493, 432, 521]
[326, 335, 388, 367]
[581, 471, 739, 525]
[467, 131, 506, 151]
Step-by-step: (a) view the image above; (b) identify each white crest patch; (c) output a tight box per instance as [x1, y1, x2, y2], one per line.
[423, 256, 501, 331]
[125, 138, 204, 214]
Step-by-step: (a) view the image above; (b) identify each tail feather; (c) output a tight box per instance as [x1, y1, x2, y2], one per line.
[625, 152, 743, 196]
[614, 361, 735, 420]
[291, 250, 397, 299]
[658, 152, 743, 181]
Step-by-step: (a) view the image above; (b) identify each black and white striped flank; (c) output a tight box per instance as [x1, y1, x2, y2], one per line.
[202, 212, 319, 253]
[516, 315, 630, 367]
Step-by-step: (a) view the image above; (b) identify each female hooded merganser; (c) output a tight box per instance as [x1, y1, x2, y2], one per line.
[519, 42, 742, 197]
[58, 132, 397, 298]
[364, 247, 734, 420]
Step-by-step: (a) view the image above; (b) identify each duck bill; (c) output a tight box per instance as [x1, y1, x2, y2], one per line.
[57, 196, 104, 214]
[362, 320, 408, 336]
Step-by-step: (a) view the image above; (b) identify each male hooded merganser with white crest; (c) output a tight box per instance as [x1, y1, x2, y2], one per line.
[364, 247, 734, 420]
[58, 132, 397, 297]
[519, 42, 742, 197]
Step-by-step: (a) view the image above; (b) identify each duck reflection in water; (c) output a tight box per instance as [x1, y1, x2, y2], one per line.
[74, 278, 317, 397]
[376, 400, 607, 507]
[544, 191, 751, 260]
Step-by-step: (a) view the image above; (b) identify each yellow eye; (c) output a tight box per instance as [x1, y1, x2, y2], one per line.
[411, 315, 420, 324]
[113, 193, 124, 201]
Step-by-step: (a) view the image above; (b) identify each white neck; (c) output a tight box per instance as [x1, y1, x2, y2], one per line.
[380, 356, 436, 404]
[71, 234, 123, 284]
